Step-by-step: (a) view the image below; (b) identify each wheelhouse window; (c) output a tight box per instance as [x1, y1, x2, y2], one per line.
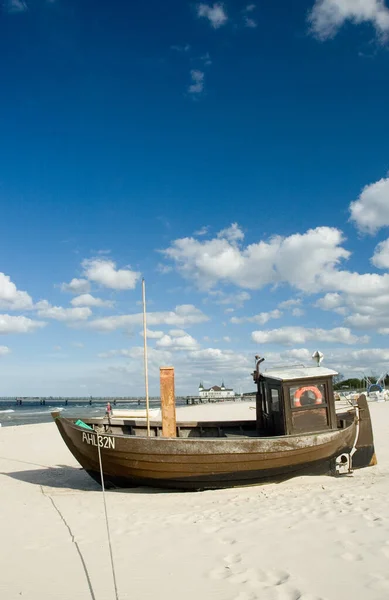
[270, 388, 280, 412]
[261, 382, 270, 414]
[289, 383, 326, 409]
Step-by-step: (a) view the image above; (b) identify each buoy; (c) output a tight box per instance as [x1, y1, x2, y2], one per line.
[294, 385, 322, 407]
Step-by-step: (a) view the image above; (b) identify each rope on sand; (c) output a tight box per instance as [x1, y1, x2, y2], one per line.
[95, 432, 119, 600]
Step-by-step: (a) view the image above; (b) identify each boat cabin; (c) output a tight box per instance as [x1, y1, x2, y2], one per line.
[253, 359, 338, 436]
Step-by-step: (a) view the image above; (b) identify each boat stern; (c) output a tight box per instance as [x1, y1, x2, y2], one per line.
[354, 395, 377, 469]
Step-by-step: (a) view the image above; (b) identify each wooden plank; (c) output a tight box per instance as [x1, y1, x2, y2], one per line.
[160, 366, 176, 438]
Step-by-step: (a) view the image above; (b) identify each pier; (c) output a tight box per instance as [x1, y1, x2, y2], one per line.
[4, 394, 256, 408]
[185, 395, 254, 405]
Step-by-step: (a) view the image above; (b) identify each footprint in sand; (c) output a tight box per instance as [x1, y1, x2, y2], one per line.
[211, 562, 291, 589]
[363, 513, 382, 523]
[381, 546, 389, 559]
[233, 586, 302, 600]
[228, 567, 259, 586]
[233, 592, 259, 600]
[367, 573, 389, 592]
[203, 525, 224, 534]
[209, 552, 326, 600]
[220, 536, 238, 545]
[257, 569, 290, 587]
[224, 553, 243, 564]
[274, 588, 304, 600]
[209, 565, 233, 580]
[340, 551, 363, 562]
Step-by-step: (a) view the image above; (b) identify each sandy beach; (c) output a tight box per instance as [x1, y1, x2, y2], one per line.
[1, 402, 389, 600]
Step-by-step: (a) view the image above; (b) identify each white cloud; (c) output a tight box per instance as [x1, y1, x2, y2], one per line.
[231, 309, 282, 325]
[72, 342, 84, 348]
[0, 346, 11, 356]
[82, 258, 141, 290]
[292, 308, 305, 317]
[278, 298, 302, 309]
[139, 328, 165, 339]
[223, 336, 231, 342]
[345, 310, 389, 330]
[156, 333, 199, 350]
[201, 52, 212, 66]
[235, 345, 389, 378]
[315, 292, 346, 312]
[168, 329, 189, 337]
[171, 44, 191, 52]
[372, 238, 389, 269]
[245, 3, 256, 11]
[188, 70, 205, 95]
[86, 304, 209, 332]
[349, 176, 389, 234]
[70, 294, 114, 308]
[313, 272, 389, 329]
[61, 278, 91, 294]
[4, 0, 27, 13]
[209, 290, 251, 307]
[100, 346, 174, 379]
[311, 288, 389, 329]
[260, 346, 389, 377]
[186, 347, 251, 375]
[157, 263, 173, 274]
[100, 344, 255, 394]
[163, 224, 349, 292]
[320, 347, 389, 375]
[98, 349, 133, 359]
[217, 222, 245, 243]
[252, 326, 368, 346]
[244, 17, 257, 28]
[53, 345, 62, 351]
[197, 3, 228, 28]
[308, 0, 389, 41]
[319, 269, 389, 296]
[164, 223, 389, 334]
[280, 348, 312, 362]
[194, 225, 210, 236]
[0, 314, 46, 334]
[36, 301, 92, 322]
[0, 273, 34, 311]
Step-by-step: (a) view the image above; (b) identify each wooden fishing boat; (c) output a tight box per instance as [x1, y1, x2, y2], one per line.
[52, 357, 376, 491]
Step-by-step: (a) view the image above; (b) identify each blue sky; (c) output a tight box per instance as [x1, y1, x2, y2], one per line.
[1, 0, 389, 396]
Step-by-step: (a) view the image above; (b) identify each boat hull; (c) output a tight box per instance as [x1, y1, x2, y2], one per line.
[53, 415, 360, 490]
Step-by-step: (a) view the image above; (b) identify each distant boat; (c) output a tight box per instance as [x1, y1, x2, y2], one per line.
[52, 357, 376, 491]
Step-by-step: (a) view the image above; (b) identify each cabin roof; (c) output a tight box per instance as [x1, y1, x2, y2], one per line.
[262, 365, 338, 382]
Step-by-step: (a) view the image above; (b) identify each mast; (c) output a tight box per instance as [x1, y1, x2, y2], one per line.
[142, 278, 150, 436]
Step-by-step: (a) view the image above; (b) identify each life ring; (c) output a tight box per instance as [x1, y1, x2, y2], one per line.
[294, 385, 322, 408]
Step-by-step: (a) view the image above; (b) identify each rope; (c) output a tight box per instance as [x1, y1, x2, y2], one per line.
[95, 431, 120, 600]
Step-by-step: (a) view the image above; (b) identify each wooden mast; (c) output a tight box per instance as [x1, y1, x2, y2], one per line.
[142, 278, 150, 437]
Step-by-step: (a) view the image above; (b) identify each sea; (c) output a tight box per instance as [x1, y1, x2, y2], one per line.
[0, 398, 184, 428]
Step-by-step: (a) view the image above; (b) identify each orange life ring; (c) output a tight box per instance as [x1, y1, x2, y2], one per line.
[294, 385, 322, 408]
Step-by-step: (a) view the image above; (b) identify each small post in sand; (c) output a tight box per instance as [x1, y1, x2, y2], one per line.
[160, 366, 176, 437]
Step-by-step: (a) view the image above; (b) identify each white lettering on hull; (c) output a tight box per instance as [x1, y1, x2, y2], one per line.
[82, 431, 115, 449]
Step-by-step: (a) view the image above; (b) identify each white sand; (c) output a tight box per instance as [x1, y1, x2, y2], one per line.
[1, 402, 389, 600]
